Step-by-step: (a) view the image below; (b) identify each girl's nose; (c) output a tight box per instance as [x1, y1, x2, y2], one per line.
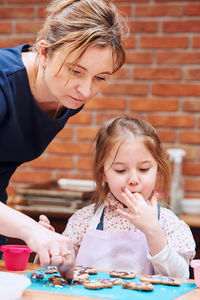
[128, 172, 139, 185]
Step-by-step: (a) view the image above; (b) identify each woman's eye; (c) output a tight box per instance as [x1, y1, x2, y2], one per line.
[96, 76, 106, 81]
[67, 66, 81, 75]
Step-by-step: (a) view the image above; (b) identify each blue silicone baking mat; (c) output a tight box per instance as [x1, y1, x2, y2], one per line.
[26, 269, 197, 300]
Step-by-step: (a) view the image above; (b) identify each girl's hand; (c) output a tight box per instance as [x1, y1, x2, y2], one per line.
[39, 215, 55, 232]
[117, 188, 159, 235]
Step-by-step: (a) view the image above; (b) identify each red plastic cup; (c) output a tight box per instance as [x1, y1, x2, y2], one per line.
[0, 245, 32, 271]
[191, 259, 200, 287]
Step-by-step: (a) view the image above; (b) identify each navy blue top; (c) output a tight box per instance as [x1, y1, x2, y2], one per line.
[0, 44, 83, 244]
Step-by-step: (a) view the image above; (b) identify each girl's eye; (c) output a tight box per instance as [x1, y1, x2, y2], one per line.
[115, 169, 125, 173]
[139, 168, 149, 172]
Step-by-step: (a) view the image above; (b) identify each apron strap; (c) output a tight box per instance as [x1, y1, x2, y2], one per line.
[96, 204, 161, 230]
[96, 208, 104, 230]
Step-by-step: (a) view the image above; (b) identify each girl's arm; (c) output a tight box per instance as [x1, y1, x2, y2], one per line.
[148, 208, 195, 279]
[117, 189, 195, 278]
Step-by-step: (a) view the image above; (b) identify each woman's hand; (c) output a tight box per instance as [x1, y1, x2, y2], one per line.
[38, 214, 55, 232]
[23, 220, 75, 280]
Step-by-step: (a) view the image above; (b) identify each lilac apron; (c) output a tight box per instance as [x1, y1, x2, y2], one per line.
[76, 205, 160, 273]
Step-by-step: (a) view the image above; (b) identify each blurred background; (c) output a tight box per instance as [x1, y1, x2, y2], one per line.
[0, 0, 200, 264]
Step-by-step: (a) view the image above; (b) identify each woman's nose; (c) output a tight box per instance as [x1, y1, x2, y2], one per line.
[77, 79, 91, 99]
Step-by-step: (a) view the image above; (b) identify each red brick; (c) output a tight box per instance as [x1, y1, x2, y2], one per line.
[11, 170, 52, 184]
[68, 112, 92, 125]
[116, 5, 131, 17]
[96, 113, 142, 125]
[157, 130, 175, 143]
[152, 83, 200, 97]
[102, 83, 147, 96]
[85, 97, 126, 110]
[0, 22, 11, 33]
[184, 69, 200, 80]
[56, 173, 92, 181]
[155, 0, 200, 2]
[135, 5, 182, 17]
[129, 21, 158, 33]
[29, 156, 74, 169]
[0, 7, 33, 19]
[186, 4, 200, 16]
[130, 98, 178, 112]
[77, 157, 93, 171]
[193, 37, 200, 48]
[179, 131, 200, 144]
[163, 20, 200, 33]
[133, 68, 181, 80]
[0, 37, 35, 48]
[76, 127, 98, 140]
[15, 21, 42, 33]
[157, 52, 200, 64]
[123, 36, 135, 49]
[183, 163, 200, 176]
[37, 6, 46, 19]
[56, 127, 73, 139]
[185, 179, 200, 193]
[112, 67, 130, 80]
[147, 115, 194, 128]
[183, 100, 200, 112]
[126, 52, 153, 64]
[47, 142, 92, 155]
[115, 0, 149, 2]
[140, 36, 188, 49]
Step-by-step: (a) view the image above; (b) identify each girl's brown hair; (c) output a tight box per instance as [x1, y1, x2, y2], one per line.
[92, 116, 170, 210]
[34, 0, 128, 73]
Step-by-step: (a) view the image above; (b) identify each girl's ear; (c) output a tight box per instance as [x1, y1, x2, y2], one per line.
[103, 172, 107, 183]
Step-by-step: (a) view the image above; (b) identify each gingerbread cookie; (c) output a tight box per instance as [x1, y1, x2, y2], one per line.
[51, 277, 67, 286]
[83, 280, 105, 290]
[30, 272, 44, 280]
[140, 275, 181, 286]
[97, 279, 113, 288]
[110, 271, 136, 279]
[83, 279, 113, 289]
[110, 278, 123, 285]
[48, 275, 61, 282]
[123, 281, 154, 291]
[73, 272, 89, 284]
[75, 265, 98, 275]
[45, 266, 58, 274]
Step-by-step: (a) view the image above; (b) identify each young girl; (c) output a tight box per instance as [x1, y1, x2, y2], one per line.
[40, 117, 195, 279]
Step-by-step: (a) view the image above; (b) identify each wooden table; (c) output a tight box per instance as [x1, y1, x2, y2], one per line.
[0, 261, 199, 300]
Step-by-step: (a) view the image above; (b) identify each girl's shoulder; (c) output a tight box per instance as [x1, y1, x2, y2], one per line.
[160, 206, 188, 229]
[70, 203, 95, 220]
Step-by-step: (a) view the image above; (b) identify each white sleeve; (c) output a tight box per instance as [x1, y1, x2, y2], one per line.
[147, 244, 191, 279]
[147, 207, 196, 279]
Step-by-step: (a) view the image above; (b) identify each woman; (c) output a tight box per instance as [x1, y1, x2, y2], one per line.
[0, 0, 128, 279]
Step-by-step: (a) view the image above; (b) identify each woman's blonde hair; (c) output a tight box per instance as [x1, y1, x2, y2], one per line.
[34, 0, 128, 73]
[92, 116, 170, 209]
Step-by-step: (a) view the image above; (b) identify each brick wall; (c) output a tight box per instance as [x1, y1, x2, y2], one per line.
[1, 0, 200, 199]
